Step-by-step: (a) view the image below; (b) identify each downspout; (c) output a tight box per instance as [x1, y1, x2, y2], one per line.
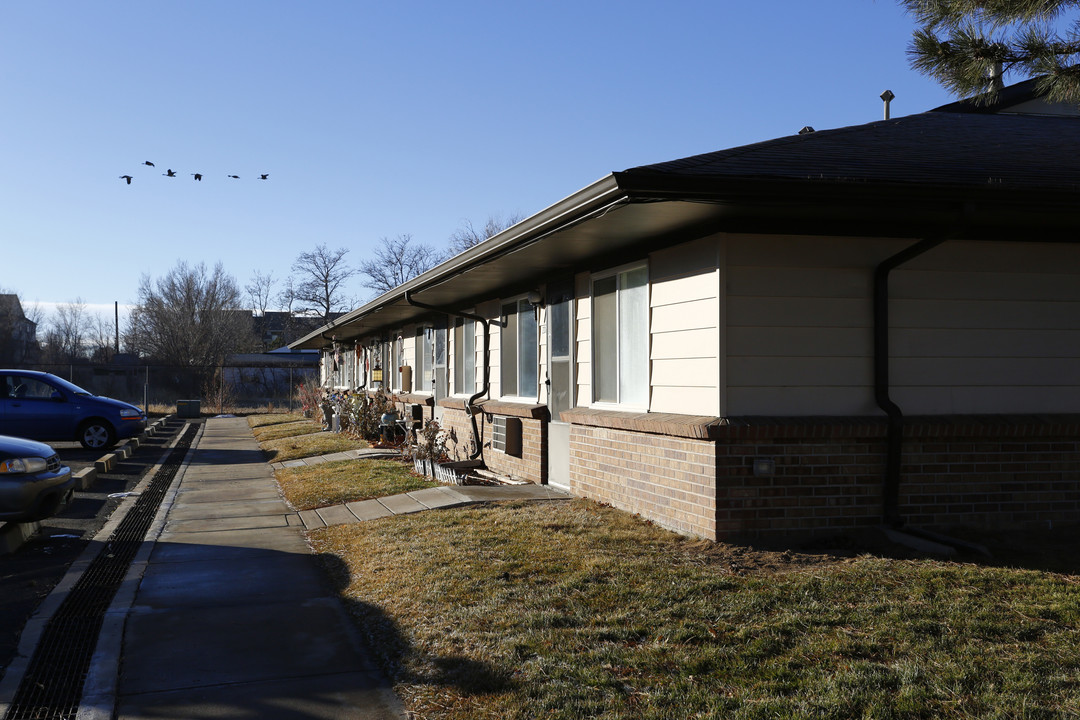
[405, 291, 490, 461]
[355, 342, 367, 392]
[874, 235, 947, 527]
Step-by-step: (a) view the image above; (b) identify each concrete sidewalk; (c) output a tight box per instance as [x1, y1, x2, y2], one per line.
[106, 416, 406, 720]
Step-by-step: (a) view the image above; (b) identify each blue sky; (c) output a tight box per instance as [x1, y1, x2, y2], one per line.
[1, 1, 954, 326]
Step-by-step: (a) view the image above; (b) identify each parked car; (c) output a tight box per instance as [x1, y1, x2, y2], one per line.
[0, 434, 74, 523]
[0, 370, 146, 450]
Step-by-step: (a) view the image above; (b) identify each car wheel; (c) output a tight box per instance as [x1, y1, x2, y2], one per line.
[79, 420, 116, 450]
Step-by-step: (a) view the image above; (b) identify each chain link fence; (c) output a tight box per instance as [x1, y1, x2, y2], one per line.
[16, 362, 318, 415]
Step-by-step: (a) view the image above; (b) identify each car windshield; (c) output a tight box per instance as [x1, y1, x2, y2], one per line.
[44, 375, 94, 396]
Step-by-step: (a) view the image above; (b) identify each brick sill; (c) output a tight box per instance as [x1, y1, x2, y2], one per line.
[439, 397, 548, 420]
[561, 410, 1080, 441]
[561, 408, 724, 440]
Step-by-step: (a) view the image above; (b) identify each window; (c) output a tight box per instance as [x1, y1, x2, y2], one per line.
[454, 317, 476, 396]
[394, 336, 404, 391]
[415, 327, 433, 393]
[592, 264, 648, 406]
[547, 280, 574, 420]
[434, 317, 447, 400]
[501, 299, 537, 399]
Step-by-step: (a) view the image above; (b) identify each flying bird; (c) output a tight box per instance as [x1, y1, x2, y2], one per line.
[227, 174, 240, 179]
[258, 174, 269, 180]
[191, 173, 203, 181]
[163, 169, 177, 177]
[119, 175, 133, 184]
[143, 161, 155, 167]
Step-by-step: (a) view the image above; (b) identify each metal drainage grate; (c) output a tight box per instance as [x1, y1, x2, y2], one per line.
[4, 424, 198, 720]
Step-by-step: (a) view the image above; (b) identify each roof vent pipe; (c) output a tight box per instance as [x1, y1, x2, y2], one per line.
[988, 61, 1005, 91]
[880, 89, 895, 120]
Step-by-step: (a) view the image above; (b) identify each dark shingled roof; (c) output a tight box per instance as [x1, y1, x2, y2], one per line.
[620, 108, 1080, 193]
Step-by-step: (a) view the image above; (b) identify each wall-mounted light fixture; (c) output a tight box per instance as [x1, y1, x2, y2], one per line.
[752, 458, 776, 477]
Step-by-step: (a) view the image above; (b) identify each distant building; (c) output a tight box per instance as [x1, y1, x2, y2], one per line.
[0, 295, 38, 365]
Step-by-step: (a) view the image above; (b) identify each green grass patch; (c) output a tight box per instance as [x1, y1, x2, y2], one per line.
[277, 458, 437, 510]
[310, 500, 1080, 720]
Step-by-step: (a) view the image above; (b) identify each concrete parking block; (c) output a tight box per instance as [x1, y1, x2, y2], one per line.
[0, 520, 39, 555]
[298, 509, 326, 530]
[378, 494, 427, 515]
[344, 499, 394, 521]
[94, 454, 116, 473]
[74, 467, 97, 490]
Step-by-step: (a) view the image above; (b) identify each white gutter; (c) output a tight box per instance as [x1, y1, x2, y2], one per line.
[290, 174, 625, 349]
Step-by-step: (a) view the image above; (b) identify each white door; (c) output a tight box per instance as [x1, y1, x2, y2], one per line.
[546, 281, 573, 489]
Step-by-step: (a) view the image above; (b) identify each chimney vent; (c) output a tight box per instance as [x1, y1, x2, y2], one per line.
[880, 89, 895, 120]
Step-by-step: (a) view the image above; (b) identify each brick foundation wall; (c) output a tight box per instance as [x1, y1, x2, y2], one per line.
[715, 431, 885, 541]
[439, 405, 546, 484]
[566, 412, 1080, 544]
[570, 425, 719, 539]
[715, 417, 1080, 542]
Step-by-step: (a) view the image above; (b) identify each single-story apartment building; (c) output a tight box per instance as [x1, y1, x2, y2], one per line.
[292, 78, 1079, 543]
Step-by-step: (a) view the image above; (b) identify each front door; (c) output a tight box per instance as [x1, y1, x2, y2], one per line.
[545, 280, 574, 489]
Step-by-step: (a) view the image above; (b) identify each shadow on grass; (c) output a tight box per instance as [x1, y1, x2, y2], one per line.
[315, 552, 515, 697]
[792, 523, 1080, 576]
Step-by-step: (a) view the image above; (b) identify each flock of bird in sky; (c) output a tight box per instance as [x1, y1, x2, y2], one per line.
[119, 161, 269, 184]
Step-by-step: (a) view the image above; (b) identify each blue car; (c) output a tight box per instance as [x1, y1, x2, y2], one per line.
[0, 370, 146, 450]
[0, 434, 74, 522]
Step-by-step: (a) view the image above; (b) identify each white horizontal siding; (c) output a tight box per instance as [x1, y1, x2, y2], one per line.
[725, 235, 1080, 417]
[647, 241, 720, 415]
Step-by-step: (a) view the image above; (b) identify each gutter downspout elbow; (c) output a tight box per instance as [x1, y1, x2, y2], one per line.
[874, 236, 948, 528]
[405, 290, 490, 461]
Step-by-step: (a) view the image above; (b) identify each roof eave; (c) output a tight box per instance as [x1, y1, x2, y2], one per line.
[289, 174, 625, 349]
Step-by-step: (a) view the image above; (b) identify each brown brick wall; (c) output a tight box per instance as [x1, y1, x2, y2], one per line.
[440, 406, 546, 484]
[714, 421, 1080, 542]
[569, 425, 719, 539]
[715, 434, 885, 541]
[568, 415, 1080, 544]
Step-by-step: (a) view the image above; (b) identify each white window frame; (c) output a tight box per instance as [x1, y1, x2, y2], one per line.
[500, 296, 539, 401]
[590, 261, 649, 410]
[415, 325, 433, 395]
[453, 315, 476, 397]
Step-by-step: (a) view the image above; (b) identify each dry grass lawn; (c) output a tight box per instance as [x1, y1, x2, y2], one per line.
[248, 413, 369, 462]
[310, 500, 1080, 720]
[277, 458, 437, 511]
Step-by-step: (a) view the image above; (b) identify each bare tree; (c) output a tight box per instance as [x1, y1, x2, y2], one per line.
[87, 313, 118, 363]
[43, 299, 88, 363]
[129, 261, 252, 373]
[358, 234, 443, 297]
[447, 213, 524, 256]
[291, 245, 357, 324]
[246, 270, 275, 317]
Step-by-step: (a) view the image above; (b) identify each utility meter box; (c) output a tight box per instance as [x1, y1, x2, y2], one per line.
[177, 399, 201, 418]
